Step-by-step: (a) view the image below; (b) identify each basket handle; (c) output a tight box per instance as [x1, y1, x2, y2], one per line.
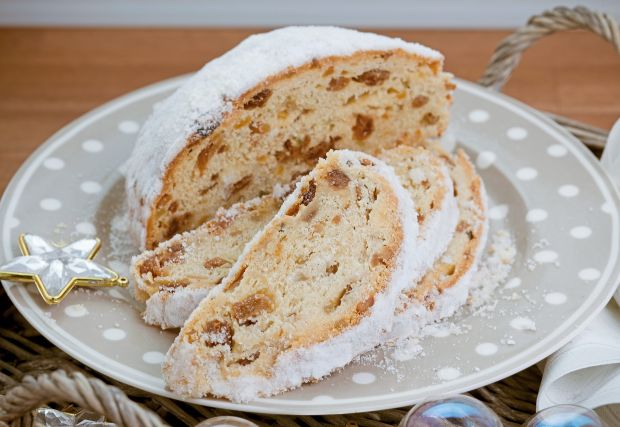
[479, 6, 619, 91]
[0, 370, 168, 427]
[478, 6, 619, 150]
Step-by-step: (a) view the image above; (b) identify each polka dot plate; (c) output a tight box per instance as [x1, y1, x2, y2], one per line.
[2, 76, 620, 415]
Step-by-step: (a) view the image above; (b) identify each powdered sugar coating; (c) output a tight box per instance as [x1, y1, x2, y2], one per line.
[163, 150, 422, 402]
[125, 26, 442, 248]
[403, 163, 458, 292]
[143, 287, 211, 329]
[390, 179, 490, 342]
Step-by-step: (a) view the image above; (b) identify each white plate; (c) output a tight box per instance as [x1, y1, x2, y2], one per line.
[2, 77, 620, 415]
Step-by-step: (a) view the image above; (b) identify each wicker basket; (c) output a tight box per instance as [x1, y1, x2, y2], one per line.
[1, 6, 618, 427]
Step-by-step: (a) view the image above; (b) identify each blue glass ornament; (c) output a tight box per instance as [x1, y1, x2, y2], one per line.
[401, 395, 502, 427]
[524, 405, 603, 427]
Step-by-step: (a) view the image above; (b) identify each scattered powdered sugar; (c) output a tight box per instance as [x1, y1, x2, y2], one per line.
[383, 321, 473, 369]
[424, 321, 472, 338]
[100, 210, 145, 309]
[357, 351, 405, 382]
[501, 334, 517, 345]
[532, 238, 550, 249]
[469, 229, 517, 313]
[381, 228, 516, 380]
[392, 338, 424, 361]
[524, 239, 560, 271]
[525, 258, 538, 271]
[43, 311, 56, 324]
[109, 213, 135, 261]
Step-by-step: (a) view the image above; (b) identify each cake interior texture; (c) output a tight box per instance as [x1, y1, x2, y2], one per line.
[144, 50, 452, 248]
[163, 150, 417, 400]
[132, 145, 457, 329]
[133, 195, 284, 328]
[133, 195, 282, 303]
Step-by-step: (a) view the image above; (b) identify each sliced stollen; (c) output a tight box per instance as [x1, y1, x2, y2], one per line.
[132, 146, 457, 329]
[125, 26, 454, 249]
[131, 192, 287, 329]
[378, 146, 458, 281]
[163, 150, 419, 401]
[390, 147, 489, 342]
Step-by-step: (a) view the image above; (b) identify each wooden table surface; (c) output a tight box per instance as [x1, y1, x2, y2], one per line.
[0, 28, 618, 195]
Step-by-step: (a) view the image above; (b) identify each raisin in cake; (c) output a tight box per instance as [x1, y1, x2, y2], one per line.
[132, 146, 457, 329]
[163, 150, 421, 401]
[125, 26, 454, 249]
[132, 193, 287, 329]
[390, 147, 489, 341]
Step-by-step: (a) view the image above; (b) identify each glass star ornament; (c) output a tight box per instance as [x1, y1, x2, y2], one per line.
[0, 233, 127, 304]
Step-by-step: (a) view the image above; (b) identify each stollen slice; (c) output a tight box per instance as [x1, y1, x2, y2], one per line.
[378, 145, 458, 283]
[163, 149, 419, 401]
[132, 192, 287, 329]
[390, 147, 489, 341]
[132, 146, 457, 329]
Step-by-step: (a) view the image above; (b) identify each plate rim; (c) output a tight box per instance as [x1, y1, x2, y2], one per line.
[2, 76, 620, 415]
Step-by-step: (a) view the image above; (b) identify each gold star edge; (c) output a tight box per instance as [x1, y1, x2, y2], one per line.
[0, 233, 128, 305]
